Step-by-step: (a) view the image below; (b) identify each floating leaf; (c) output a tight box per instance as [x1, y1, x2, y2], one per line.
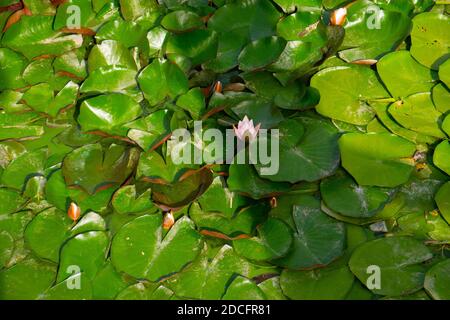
[62, 143, 140, 194]
[254, 117, 340, 183]
[233, 218, 292, 261]
[78, 93, 142, 136]
[349, 236, 433, 296]
[320, 171, 394, 218]
[424, 259, 450, 300]
[339, 133, 416, 187]
[311, 65, 390, 125]
[281, 262, 354, 300]
[274, 195, 346, 269]
[410, 12, 450, 70]
[111, 215, 202, 281]
[378, 50, 437, 98]
[137, 58, 188, 106]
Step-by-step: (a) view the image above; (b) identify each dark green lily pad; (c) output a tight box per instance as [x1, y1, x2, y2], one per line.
[274, 195, 346, 269]
[233, 218, 293, 261]
[62, 143, 140, 194]
[424, 259, 450, 300]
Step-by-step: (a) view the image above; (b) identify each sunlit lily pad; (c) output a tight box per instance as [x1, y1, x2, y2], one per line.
[339, 133, 416, 187]
[410, 12, 450, 70]
[311, 65, 390, 125]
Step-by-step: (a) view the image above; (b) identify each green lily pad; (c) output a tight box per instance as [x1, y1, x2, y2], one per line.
[127, 110, 172, 151]
[388, 92, 444, 139]
[238, 36, 286, 71]
[254, 117, 340, 183]
[439, 58, 450, 87]
[164, 244, 275, 299]
[96, 18, 147, 48]
[57, 231, 109, 282]
[112, 185, 155, 215]
[274, 195, 346, 269]
[0, 148, 47, 190]
[228, 162, 291, 200]
[320, 171, 394, 218]
[349, 236, 433, 296]
[161, 10, 204, 32]
[222, 276, 267, 300]
[23, 58, 53, 86]
[410, 12, 450, 70]
[166, 29, 218, 66]
[24, 207, 72, 263]
[116, 282, 175, 300]
[378, 50, 437, 98]
[80, 66, 137, 94]
[92, 261, 131, 299]
[311, 65, 390, 125]
[62, 143, 140, 194]
[137, 58, 189, 106]
[339, 0, 411, 62]
[111, 215, 202, 281]
[0, 257, 57, 300]
[78, 93, 142, 136]
[208, 0, 281, 41]
[435, 182, 450, 224]
[233, 218, 292, 262]
[339, 133, 416, 187]
[280, 262, 354, 300]
[0, 188, 26, 215]
[40, 272, 92, 300]
[433, 140, 450, 176]
[189, 176, 267, 236]
[424, 259, 450, 300]
[0, 48, 26, 90]
[88, 40, 137, 72]
[2, 15, 83, 59]
[273, 0, 322, 12]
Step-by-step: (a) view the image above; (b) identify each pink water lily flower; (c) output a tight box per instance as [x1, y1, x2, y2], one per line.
[233, 116, 261, 141]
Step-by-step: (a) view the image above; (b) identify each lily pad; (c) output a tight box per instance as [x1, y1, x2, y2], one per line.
[274, 195, 346, 269]
[62, 143, 140, 194]
[435, 182, 450, 224]
[424, 259, 450, 300]
[311, 65, 390, 125]
[349, 236, 433, 296]
[388, 92, 444, 139]
[377, 50, 437, 98]
[57, 231, 109, 282]
[78, 93, 142, 136]
[320, 171, 394, 218]
[233, 218, 293, 261]
[137, 58, 189, 106]
[280, 262, 354, 300]
[254, 117, 340, 183]
[238, 36, 286, 71]
[339, 133, 416, 187]
[433, 141, 450, 176]
[111, 215, 202, 281]
[410, 12, 450, 70]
